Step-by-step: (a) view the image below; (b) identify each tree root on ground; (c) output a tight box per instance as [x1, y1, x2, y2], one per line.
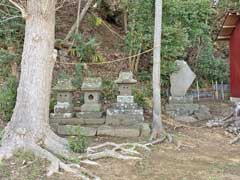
[0, 133, 167, 180]
[230, 134, 240, 145]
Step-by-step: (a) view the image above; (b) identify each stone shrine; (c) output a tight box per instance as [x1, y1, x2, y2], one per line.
[166, 60, 212, 122]
[50, 79, 76, 119]
[80, 77, 102, 112]
[106, 71, 144, 126]
[76, 77, 105, 125]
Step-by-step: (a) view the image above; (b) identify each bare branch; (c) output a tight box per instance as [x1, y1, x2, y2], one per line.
[0, 15, 21, 23]
[8, 0, 26, 18]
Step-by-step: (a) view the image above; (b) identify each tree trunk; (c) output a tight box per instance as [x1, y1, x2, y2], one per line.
[151, 0, 164, 140]
[0, 0, 70, 175]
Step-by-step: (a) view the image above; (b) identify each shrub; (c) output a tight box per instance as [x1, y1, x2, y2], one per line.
[70, 34, 97, 62]
[68, 128, 88, 153]
[133, 83, 152, 109]
[0, 77, 17, 121]
[196, 58, 229, 84]
[102, 80, 118, 102]
[72, 63, 84, 88]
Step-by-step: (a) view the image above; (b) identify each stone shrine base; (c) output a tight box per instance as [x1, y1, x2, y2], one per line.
[50, 117, 150, 138]
[165, 96, 212, 122]
[106, 103, 144, 126]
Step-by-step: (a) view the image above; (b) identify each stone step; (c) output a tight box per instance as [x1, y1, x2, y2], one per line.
[56, 123, 151, 138]
[50, 118, 105, 125]
[58, 125, 97, 136]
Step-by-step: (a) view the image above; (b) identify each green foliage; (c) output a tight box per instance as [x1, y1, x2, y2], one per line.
[195, 37, 229, 84]
[68, 129, 88, 153]
[196, 57, 229, 84]
[0, 1, 24, 47]
[70, 34, 97, 62]
[49, 92, 57, 113]
[72, 63, 84, 88]
[125, 0, 154, 53]
[0, 77, 17, 121]
[102, 80, 118, 102]
[137, 71, 151, 82]
[125, 0, 214, 61]
[161, 23, 189, 61]
[161, 61, 177, 87]
[218, 0, 240, 10]
[133, 83, 152, 109]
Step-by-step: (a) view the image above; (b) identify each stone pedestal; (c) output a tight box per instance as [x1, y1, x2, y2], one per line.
[166, 96, 212, 122]
[106, 72, 146, 135]
[106, 102, 144, 126]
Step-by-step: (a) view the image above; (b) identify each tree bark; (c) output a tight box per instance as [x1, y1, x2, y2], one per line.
[151, 0, 164, 140]
[0, 0, 69, 168]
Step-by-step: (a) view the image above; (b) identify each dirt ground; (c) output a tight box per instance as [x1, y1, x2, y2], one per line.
[1, 102, 240, 180]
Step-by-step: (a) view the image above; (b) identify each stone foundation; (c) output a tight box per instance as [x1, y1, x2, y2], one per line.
[165, 96, 212, 122]
[50, 117, 150, 138]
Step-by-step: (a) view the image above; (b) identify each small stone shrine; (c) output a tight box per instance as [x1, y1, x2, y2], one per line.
[80, 77, 102, 112]
[50, 79, 76, 119]
[165, 60, 212, 122]
[106, 71, 144, 126]
[76, 78, 105, 125]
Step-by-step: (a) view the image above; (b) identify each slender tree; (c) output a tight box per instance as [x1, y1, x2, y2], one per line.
[151, 0, 164, 140]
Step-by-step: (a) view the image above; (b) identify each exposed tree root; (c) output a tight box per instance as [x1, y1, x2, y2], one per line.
[230, 134, 240, 145]
[0, 131, 167, 179]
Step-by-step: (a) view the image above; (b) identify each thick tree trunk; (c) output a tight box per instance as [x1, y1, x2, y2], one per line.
[151, 0, 164, 140]
[0, 0, 69, 171]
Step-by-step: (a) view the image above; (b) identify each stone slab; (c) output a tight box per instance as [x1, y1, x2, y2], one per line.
[170, 60, 196, 97]
[112, 103, 139, 110]
[57, 118, 105, 125]
[81, 104, 101, 112]
[97, 125, 140, 137]
[165, 103, 199, 117]
[174, 116, 198, 123]
[50, 112, 74, 119]
[169, 96, 193, 104]
[194, 105, 212, 121]
[114, 126, 140, 137]
[106, 107, 144, 126]
[97, 125, 115, 136]
[54, 102, 73, 113]
[58, 125, 97, 136]
[117, 96, 134, 103]
[58, 118, 85, 125]
[76, 112, 103, 119]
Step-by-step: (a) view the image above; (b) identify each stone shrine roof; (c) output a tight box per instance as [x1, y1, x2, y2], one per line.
[53, 79, 76, 92]
[81, 77, 102, 91]
[115, 71, 137, 84]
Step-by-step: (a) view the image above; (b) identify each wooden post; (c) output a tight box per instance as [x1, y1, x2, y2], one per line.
[215, 81, 219, 100]
[196, 80, 200, 101]
[221, 81, 225, 100]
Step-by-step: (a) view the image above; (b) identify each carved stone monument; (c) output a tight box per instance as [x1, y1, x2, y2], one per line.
[166, 60, 212, 122]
